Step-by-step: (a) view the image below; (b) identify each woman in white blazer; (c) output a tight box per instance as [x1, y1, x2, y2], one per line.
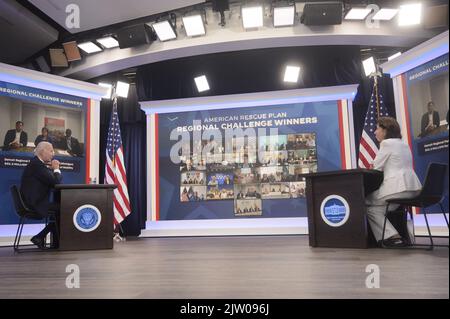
[366, 117, 422, 247]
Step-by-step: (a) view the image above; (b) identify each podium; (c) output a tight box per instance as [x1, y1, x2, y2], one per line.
[55, 184, 117, 251]
[302, 169, 383, 248]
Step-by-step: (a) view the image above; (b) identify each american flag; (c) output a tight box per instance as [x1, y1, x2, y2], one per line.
[358, 80, 390, 168]
[105, 95, 131, 225]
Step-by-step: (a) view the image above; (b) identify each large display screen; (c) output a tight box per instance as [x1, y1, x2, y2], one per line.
[158, 100, 345, 220]
[0, 81, 88, 224]
[405, 53, 449, 211]
[179, 132, 316, 216]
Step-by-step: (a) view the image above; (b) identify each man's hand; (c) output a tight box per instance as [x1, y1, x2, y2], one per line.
[426, 123, 436, 132]
[51, 159, 60, 170]
[9, 142, 20, 148]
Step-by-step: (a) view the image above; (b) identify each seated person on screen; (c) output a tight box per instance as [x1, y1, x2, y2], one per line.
[181, 188, 189, 202]
[208, 175, 218, 186]
[34, 127, 54, 147]
[306, 136, 316, 147]
[366, 117, 422, 247]
[21, 142, 62, 249]
[59, 129, 82, 157]
[3, 121, 28, 151]
[420, 101, 440, 136]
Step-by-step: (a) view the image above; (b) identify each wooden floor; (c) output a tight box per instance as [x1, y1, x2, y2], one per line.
[0, 235, 448, 299]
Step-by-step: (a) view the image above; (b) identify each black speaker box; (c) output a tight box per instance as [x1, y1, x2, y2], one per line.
[301, 2, 343, 26]
[212, 0, 229, 12]
[116, 24, 153, 49]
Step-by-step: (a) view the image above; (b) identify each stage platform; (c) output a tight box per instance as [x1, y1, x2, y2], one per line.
[0, 235, 448, 299]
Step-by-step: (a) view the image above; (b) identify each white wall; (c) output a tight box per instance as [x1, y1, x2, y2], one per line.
[0, 96, 22, 146]
[430, 73, 449, 124]
[409, 82, 431, 138]
[21, 104, 38, 145]
[66, 110, 84, 141]
[21, 102, 84, 144]
[0, 96, 12, 145]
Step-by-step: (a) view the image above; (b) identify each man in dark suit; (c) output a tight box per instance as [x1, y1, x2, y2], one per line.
[21, 142, 62, 248]
[420, 101, 440, 137]
[60, 128, 82, 157]
[3, 121, 28, 150]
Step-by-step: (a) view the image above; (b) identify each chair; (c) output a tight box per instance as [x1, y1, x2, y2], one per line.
[10, 185, 58, 252]
[382, 163, 449, 250]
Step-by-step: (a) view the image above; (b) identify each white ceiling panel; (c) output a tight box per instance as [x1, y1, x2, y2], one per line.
[29, 0, 205, 33]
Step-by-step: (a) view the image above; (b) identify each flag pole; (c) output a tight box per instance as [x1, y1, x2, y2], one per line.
[369, 65, 382, 119]
[359, 62, 387, 169]
[111, 85, 117, 167]
[110, 85, 126, 242]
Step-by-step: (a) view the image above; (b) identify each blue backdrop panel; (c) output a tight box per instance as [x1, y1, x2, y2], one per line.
[405, 54, 449, 213]
[0, 81, 87, 225]
[158, 100, 344, 220]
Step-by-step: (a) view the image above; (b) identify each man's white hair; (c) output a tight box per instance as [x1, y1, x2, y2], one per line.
[34, 141, 53, 156]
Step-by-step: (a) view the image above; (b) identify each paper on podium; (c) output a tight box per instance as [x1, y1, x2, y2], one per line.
[55, 149, 70, 156]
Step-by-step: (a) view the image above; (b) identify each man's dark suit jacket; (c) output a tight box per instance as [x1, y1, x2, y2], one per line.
[421, 111, 440, 135]
[3, 129, 28, 150]
[20, 156, 62, 217]
[60, 137, 82, 157]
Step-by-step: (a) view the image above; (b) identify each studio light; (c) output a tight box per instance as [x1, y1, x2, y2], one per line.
[49, 48, 68, 67]
[283, 66, 300, 83]
[98, 82, 113, 99]
[182, 14, 206, 37]
[116, 81, 130, 98]
[344, 8, 372, 20]
[62, 41, 81, 62]
[273, 5, 296, 27]
[398, 3, 422, 26]
[387, 52, 402, 61]
[242, 5, 264, 29]
[96, 36, 119, 48]
[77, 41, 102, 54]
[362, 57, 376, 76]
[152, 20, 177, 41]
[194, 75, 210, 92]
[372, 8, 398, 21]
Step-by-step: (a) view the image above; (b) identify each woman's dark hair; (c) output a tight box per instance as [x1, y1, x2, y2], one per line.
[377, 116, 402, 139]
